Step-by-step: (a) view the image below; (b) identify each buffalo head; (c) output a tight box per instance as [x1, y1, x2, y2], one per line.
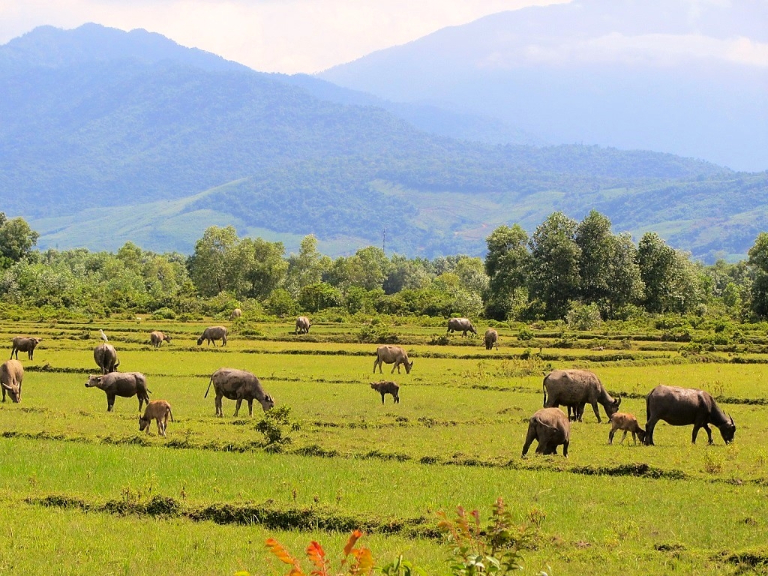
[719, 415, 736, 444]
[1, 381, 20, 403]
[85, 375, 102, 388]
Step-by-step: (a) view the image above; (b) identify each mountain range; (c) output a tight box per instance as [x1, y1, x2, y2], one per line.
[320, 0, 768, 173]
[0, 17, 766, 262]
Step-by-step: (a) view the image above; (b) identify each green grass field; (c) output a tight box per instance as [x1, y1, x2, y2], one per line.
[0, 317, 766, 575]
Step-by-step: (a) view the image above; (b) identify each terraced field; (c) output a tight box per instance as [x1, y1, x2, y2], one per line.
[0, 317, 766, 574]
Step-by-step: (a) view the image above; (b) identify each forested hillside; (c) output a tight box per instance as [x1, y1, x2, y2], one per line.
[0, 24, 765, 261]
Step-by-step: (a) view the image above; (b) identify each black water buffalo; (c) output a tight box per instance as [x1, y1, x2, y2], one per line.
[370, 381, 400, 404]
[197, 326, 228, 347]
[93, 343, 120, 374]
[484, 328, 498, 350]
[543, 369, 620, 423]
[447, 317, 476, 337]
[522, 408, 570, 457]
[645, 385, 735, 445]
[205, 368, 274, 417]
[10, 337, 42, 360]
[85, 372, 150, 412]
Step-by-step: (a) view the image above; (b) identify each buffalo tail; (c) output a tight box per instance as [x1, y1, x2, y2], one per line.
[204, 378, 213, 398]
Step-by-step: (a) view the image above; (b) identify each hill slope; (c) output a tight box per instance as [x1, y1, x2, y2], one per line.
[0, 23, 765, 261]
[319, 0, 768, 172]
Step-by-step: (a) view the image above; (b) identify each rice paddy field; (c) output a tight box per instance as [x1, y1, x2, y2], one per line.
[0, 315, 766, 575]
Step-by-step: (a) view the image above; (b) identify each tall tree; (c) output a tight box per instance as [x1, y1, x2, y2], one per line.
[483, 224, 530, 319]
[528, 212, 581, 319]
[748, 232, 768, 318]
[575, 210, 613, 305]
[637, 232, 703, 314]
[187, 226, 240, 297]
[285, 235, 329, 296]
[0, 213, 39, 269]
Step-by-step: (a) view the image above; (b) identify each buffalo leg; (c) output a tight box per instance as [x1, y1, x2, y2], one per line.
[608, 428, 615, 444]
[380, 393, 385, 404]
[590, 401, 602, 423]
[562, 439, 569, 458]
[247, 399, 253, 417]
[10, 349, 15, 360]
[373, 359, 381, 374]
[645, 418, 659, 445]
[521, 425, 537, 457]
[234, 398, 243, 417]
[620, 431, 628, 444]
[107, 394, 115, 412]
[215, 394, 223, 417]
[394, 393, 399, 404]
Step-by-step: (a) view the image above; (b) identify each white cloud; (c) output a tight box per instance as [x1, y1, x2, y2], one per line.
[0, 0, 569, 73]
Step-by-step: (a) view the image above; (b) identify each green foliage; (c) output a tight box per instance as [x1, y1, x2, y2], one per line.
[151, 307, 177, 320]
[255, 406, 297, 451]
[437, 498, 541, 575]
[565, 302, 602, 331]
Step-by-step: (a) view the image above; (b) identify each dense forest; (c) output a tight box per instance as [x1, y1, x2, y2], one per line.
[1, 211, 766, 329]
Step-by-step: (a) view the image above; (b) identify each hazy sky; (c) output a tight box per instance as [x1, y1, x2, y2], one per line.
[0, 0, 570, 74]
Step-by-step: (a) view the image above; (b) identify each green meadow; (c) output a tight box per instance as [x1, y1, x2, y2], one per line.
[0, 317, 766, 575]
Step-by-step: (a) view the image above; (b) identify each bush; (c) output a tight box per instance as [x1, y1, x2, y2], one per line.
[566, 302, 602, 330]
[151, 307, 176, 320]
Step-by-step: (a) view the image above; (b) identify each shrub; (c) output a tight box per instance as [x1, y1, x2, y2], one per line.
[566, 302, 602, 330]
[151, 307, 176, 320]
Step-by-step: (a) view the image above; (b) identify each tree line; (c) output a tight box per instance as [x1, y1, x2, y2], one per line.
[0, 210, 766, 323]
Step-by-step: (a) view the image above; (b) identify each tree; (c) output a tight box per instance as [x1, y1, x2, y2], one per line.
[748, 232, 768, 318]
[0, 214, 39, 269]
[483, 224, 530, 320]
[575, 210, 613, 305]
[528, 213, 581, 319]
[187, 226, 240, 297]
[637, 232, 703, 314]
[603, 233, 644, 318]
[237, 238, 287, 300]
[285, 235, 329, 296]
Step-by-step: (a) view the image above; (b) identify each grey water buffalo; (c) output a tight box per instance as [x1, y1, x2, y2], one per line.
[522, 408, 570, 457]
[85, 372, 150, 412]
[295, 316, 311, 334]
[205, 368, 275, 417]
[230, 308, 242, 320]
[609, 412, 645, 445]
[484, 328, 498, 350]
[10, 337, 42, 360]
[373, 345, 413, 374]
[150, 331, 171, 348]
[543, 369, 620, 423]
[197, 326, 228, 347]
[139, 400, 174, 437]
[0, 359, 23, 403]
[93, 343, 120, 374]
[447, 317, 477, 337]
[370, 381, 400, 404]
[645, 385, 735, 446]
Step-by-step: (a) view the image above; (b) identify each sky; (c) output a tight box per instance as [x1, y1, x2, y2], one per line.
[0, 0, 570, 74]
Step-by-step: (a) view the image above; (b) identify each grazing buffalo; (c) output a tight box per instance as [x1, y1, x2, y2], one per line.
[447, 318, 477, 337]
[205, 368, 275, 417]
[295, 316, 311, 335]
[522, 408, 570, 457]
[645, 385, 736, 446]
[93, 343, 120, 374]
[370, 381, 400, 404]
[10, 337, 42, 360]
[484, 328, 498, 350]
[150, 331, 171, 348]
[230, 308, 242, 320]
[0, 359, 23, 403]
[373, 345, 413, 374]
[543, 369, 621, 423]
[139, 400, 174, 437]
[85, 372, 150, 412]
[197, 326, 228, 347]
[609, 412, 645, 445]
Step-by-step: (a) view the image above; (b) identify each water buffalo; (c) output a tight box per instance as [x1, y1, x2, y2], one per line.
[230, 308, 242, 320]
[370, 381, 400, 404]
[521, 408, 570, 457]
[10, 337, 42, 360]
[484, 328, 498, 350]
[543, 369, 620, 423]
[645, 385, 736, 446]
[139, 400, 174, 437]
[85, 372, 150, 412]
[204, 368, 275, 417]
[447, 317, 477, 337]
[295, 316, 311, 334]
[609, 412, 645, 445]
[93, 343, 120, 374]
[0, 359, 23, 403]
[150, 331, 171, 348]
[373, 345, 413, 374]
[197, 326, 227, 347]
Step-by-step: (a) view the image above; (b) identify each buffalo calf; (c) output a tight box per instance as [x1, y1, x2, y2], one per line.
[139, 400, 174, 437]
[370, 381, 399, 404]
[608, 412, 645, 445]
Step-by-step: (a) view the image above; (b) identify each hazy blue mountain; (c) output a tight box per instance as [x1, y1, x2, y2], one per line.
[0, 23, 765, 262]
[319, 0, 768, 172]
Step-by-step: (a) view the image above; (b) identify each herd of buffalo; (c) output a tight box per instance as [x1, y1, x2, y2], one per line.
[0, 318, 737, 455]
